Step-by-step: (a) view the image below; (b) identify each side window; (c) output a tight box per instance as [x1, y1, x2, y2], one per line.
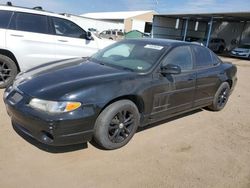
[10, 12, 48, 34]
[193, 46, 213, 68]
[162, 46, 193, 72]
[118, 31, 124, 36]
[52, 17, 86, 39]
[0, 10, 12, 29]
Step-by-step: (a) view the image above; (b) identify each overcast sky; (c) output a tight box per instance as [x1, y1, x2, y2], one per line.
[3, 0, 250, 15]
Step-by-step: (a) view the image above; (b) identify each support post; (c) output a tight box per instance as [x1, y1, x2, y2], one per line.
[206, 17, 213, 47]
[183, 19, 189, 41]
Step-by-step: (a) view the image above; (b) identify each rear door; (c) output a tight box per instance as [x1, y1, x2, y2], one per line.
[50, 17, 99, 59]
[192, 45, 221, 107]
[0, 10, 13, 49]
[150, 46, 196, 119]
[6, 12, 57, 71]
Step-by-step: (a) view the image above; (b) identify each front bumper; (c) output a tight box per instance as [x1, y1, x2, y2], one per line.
[4, 87, 97, 146]
[230, 51, 249, 58]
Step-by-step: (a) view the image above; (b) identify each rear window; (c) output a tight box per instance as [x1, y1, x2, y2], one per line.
[193, 46, 213, 68]
[0, 10, 12, 29]
[10, 12, 48, 34]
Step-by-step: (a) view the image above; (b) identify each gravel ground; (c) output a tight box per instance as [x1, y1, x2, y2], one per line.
[0, 57, 250, 188]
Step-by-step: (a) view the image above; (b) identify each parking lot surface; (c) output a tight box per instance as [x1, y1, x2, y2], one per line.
[0, 57, 250, 188]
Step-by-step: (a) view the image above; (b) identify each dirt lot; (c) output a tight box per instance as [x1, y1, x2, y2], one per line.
[0, 57, 250, 188]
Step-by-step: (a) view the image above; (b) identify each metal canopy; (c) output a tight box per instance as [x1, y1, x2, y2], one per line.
[156, 12, 250, 22]
[155, 12, 250, 47]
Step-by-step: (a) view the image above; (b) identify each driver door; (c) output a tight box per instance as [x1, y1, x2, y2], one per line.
[150, 46, 196, 119]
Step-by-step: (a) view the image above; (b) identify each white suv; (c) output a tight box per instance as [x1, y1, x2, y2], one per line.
[0, 5, 114, 88]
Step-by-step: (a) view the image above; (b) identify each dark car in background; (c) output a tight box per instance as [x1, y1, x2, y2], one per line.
[4, 39, 237, 150]
[198, 38, 226, 53]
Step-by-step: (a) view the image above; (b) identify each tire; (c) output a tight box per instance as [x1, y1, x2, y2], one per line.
[0, 55, 18, 88]
[218, 46, 224, 53]
[93, 100, 140, 150]
[208, 82, 230, 111]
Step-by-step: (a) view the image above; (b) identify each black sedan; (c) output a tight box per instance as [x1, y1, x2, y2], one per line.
[3, 39, 237, 150]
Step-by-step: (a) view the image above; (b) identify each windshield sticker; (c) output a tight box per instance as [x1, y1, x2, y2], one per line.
[144, 44, 164, 50]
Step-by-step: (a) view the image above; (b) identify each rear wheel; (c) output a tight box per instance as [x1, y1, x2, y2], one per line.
[93, 100, 140, 150]
[0, 55, 18, 88]
[208, 82, 230, 111]
[218, 46, 224, 53]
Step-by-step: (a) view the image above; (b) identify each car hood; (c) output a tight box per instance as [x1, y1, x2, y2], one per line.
[14, 58, 135, 99]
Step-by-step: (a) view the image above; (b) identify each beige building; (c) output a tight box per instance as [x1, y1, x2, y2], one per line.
[81, 10, 156, 33]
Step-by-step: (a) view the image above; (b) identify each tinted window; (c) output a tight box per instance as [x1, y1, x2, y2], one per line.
[52, 17, 86, 38]
[162, 46, 193, 72]
[118, 31, 124, 36]
[193, 46, 213, 68]
[211, 52, 221, 65]
[0, 10, 12, 29]
[10, 12, 48, 34]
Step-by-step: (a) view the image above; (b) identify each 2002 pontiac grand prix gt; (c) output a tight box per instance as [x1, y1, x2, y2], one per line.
[3, 39, 237, 150]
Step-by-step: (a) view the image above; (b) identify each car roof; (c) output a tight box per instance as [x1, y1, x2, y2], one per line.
[0, 4, 68, 19]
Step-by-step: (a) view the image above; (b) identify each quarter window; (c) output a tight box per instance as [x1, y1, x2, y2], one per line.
[0, 10, 12, 29]
[211, 52, 221, 65]
[162, 46, 193, 72]
[10, 12, 48, 34]
[52, 17, 86, 39]
[193, 46, 213, 68]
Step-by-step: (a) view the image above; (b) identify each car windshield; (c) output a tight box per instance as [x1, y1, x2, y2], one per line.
[90, 41, 167, 72]
[238, 44, 250, 49]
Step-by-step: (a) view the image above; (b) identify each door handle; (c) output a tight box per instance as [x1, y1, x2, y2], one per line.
[58, 39, 68, 42]
[10, 34, 24, 37]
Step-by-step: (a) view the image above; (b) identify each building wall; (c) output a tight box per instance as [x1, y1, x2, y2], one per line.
[124, 12, 155, 32]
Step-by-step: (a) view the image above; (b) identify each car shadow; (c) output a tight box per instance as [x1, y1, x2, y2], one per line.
[137, 109, 203, 132]
[90, 108, 203, 151]
[13, 109, 203, 153]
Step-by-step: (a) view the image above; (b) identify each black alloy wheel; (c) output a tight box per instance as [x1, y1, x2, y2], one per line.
[217, 87, 229, 108]
[108, 110, 134, 143]
[0, 55, 18, 88]
[93, 100, 139, 150]
[208, 82, 230, 111]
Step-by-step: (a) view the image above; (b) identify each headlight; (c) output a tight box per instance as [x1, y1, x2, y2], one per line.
[29, 98, 81, 113]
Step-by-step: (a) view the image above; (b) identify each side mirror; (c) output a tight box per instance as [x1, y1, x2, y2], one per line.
[86, 31, 93, 40]
[160, 64, 181, 75]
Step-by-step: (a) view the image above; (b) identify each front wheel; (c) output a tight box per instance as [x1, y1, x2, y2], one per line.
[0, 55, 18, 88]
[218, 46, 224, 53]
[208, 82, 230, 111]
[93, 100, 140, 150]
